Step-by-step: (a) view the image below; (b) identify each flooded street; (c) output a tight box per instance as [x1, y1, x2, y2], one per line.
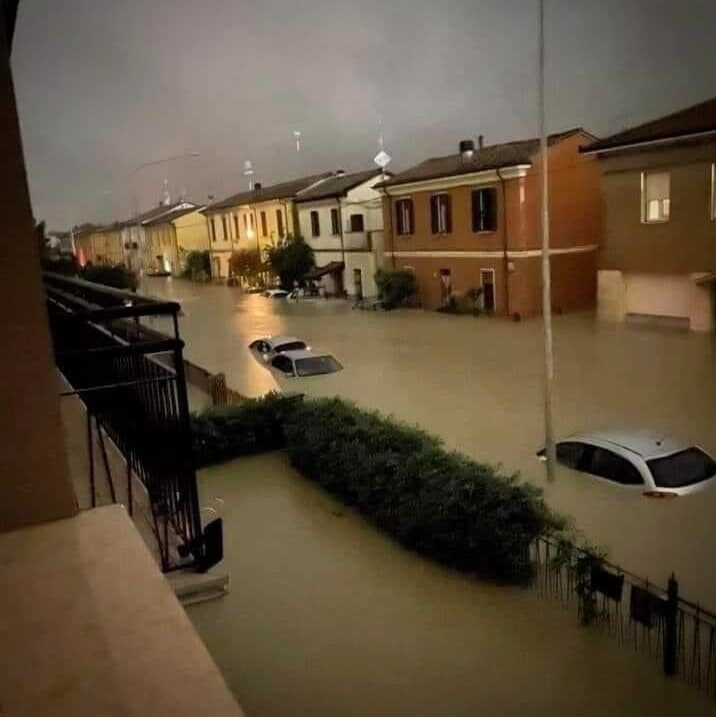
[190, 452, 715, 715]
[143, 276, 716, 607]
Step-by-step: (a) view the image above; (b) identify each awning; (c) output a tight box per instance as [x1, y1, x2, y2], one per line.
[305, 261, 344, 280]
[694, 273, 716, 285]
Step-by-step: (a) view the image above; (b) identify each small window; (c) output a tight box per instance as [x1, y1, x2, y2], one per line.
[395, 198, 414, 236]
[472, 188, 497, 232]
[243, 214, 248, 231]
[331, 208, 340, 235]
[647, 448, 716, 488]
[271, 355, 295, 375]
[233, 214, 239, 240]
[261, 211, 268, 237]
[221, 215, 228, 239]
[584, 447, 643, 485]
[349, 214, 365, 232]
[310, 210, 320, 237]
[276, 209, 285, 238]
[641, 171, 670, 223]
[210, 217, 217, 242]
[274, 340, 307, 353]
[430, 194, 451, 234]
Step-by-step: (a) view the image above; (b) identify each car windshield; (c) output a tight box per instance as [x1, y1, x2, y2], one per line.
[295, 356, 342, 377]
[275, 341, 306, 353]
[647, 448, 716, 488]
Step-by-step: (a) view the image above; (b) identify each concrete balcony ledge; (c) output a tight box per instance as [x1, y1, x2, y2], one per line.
[0, 505, 243, 716]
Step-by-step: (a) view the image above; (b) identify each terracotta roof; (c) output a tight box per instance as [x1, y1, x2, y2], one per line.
[143, 205, 202, 227]
[295, 169, 389, 202]
[380, 129, 586, 188]
[207, 173, 332, 212]
[584, 97, 716, 153]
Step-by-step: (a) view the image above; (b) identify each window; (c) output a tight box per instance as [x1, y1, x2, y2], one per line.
[556, 442, 588, 469]
[243, 214, 248, 232]
[233, 214, 239, 240]
[472, 188, 497, 232]
[641, 171, 670, 223]
[331, 208, 340, 235]
[430, 194, 452, 234]
[583, 447, 643, 485]
[295, 355, 343, 376]
[250, 213, 255, 229]
[395, 198, 414, 236]
[260, 211, 268, 237]
[647, 448, 716, 488]
[221, 215, 228, 239]
[271, 355, 295, 375]
[349, 214, 365, 232]
[210, 217, 217, 242]
[276, 209, 285, 237]
[310, 210, 320, 237]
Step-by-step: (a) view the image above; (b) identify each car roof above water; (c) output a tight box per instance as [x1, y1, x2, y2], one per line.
[281, 349, 325, 360]
[268, 335, 303, 345]
[567, 429, 688, 460]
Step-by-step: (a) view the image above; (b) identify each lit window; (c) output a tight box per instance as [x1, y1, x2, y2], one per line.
[395, 198, 414, 236]
[430, 194, 451, 234]
[641, 171, 670, 223]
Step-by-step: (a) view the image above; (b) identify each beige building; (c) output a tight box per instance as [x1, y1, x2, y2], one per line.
[144, 205, 207, 275]
[584, 97, 716, 331]
[203, 173, 331, 279]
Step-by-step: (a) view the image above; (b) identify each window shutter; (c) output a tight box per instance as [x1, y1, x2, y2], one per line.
[472, 191, 479, 232]
[408, 200, 414, 234]
[484, 189, 496, 231]
[444, 195, 452, 233]
[430, 196, 439, 234]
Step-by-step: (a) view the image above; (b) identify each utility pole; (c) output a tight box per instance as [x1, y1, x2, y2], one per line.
[539, 0, 556, 481]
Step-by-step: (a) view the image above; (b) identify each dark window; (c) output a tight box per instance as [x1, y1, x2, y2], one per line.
[310, 210, 320, 237]
[210, 217, 216, 242]
[250, 213, 254, 229]
[584, 447, 643, 485]
[295, 355, 343, 376]
[395, 198, 414, 236]
[331, 208, 340, 235]
[349, 214, 365, 232]
[274, 340, 307, 353]
[276, 209, 285, 238]
[260, 211, 268, 237]
[647, 448, 716, 488]
[233, 214, 239, 240]
[556, 442, 588, 469]
[221, 215, 228, 240]
[430, 194, 451, 234]
[271, 355, 295, 375]
[472, 188, 497, 232]
[243, 214, 248, 231]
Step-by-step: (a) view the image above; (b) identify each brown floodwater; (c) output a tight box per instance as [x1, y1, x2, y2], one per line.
[142, 276, 716, 608]
[189, 452, 715, 716]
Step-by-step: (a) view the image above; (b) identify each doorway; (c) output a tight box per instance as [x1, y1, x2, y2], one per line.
[353, 268, 363, 300]
[439, 268, 452, 304]
[212, 256, 221, 279]
[480, 269, 495, 313]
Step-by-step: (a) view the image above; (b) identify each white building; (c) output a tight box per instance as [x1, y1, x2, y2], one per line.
[296, 169, 390, 299]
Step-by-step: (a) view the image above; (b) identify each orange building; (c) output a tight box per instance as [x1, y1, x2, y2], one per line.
[380, 129, 601, 316]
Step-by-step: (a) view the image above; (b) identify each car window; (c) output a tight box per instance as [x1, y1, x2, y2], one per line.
[584, 447, 643, 485]
[647, 448, 716, 488]
[271, 355, 294, 374]
[275, 341, 307, 353]
[556, 442, 587, 469]
[295, 355, 343, 377]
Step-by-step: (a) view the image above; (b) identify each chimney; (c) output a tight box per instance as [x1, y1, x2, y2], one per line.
[254, 182, 262, 190]
[478, 134, 484, 149]
[459, 139, 475, 161]
[335, 169, 346, 176]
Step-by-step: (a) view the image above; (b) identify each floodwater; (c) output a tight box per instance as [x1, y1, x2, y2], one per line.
[189, 452, 715, 716]
[142, 276, 716, 607]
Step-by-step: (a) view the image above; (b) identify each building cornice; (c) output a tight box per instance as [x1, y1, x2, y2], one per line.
[381, 165, 531, 196]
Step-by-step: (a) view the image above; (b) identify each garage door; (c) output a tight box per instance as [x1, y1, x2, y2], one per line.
[624, 274, 691, 327]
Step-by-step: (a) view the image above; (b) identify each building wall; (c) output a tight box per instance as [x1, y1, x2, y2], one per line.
[173, 210, 211, 272]
[382, 131, 600, 312]
[88, 228, 125, 266]
[145, 223, 178, 273]
[598, 143, 716, 273]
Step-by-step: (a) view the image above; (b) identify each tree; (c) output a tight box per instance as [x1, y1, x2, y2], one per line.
[264, 235, 314, 289]
[229, 248, 264, 286]
[182, 250, 211, 281]
[374, 269, 416, 310]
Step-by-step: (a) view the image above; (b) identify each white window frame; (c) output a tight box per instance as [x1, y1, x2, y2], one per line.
[640, 171, 671, 224]
[480, 268, 497, 312]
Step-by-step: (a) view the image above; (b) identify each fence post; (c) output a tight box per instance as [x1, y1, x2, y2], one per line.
[664, 573, 678, 676]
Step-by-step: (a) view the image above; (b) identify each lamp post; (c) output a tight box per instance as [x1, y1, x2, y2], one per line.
[538, 0, 556, 481]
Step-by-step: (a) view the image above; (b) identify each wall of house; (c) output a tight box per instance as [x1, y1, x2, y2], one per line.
[174, 210, 210, 271]
[598, 143, 716, 274]
[145, 224, 178, 273]
[88, 228, 125, 266]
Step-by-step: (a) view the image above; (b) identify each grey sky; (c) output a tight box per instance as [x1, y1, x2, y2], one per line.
[11, 0, 716, 229]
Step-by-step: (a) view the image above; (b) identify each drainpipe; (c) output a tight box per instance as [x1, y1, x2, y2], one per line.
[337, 198, 347, 297]
[496, 168, 511, 317]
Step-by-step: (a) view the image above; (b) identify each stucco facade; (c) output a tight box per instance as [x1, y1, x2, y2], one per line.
[382, 131, 601, 315]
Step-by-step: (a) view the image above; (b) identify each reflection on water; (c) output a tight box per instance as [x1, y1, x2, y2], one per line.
[141, 277, 716, 605]
[189, 453, 715, 716]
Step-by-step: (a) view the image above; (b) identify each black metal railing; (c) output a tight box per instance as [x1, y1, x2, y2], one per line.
[531, 534, 716, 699]
[44, 272, 222, 572]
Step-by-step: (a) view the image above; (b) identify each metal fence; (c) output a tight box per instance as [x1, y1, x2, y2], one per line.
[44, 272, 222, 572]
[531, 534, 716, 698]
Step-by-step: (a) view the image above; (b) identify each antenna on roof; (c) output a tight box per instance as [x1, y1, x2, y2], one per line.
[243, 160, 254, 191]
[374, 118, 391, 171]
[161, 179, 171, 206]
[293, 130, 302, 154]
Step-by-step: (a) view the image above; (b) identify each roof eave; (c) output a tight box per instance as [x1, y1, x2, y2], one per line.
[582, 128, 716, 155]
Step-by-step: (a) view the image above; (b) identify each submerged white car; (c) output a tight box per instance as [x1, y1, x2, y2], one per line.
[263, 288, 289, 298]
[248, 335, 309, 358]
[269, 350, 343, 378]
[538, 430, 716, 497]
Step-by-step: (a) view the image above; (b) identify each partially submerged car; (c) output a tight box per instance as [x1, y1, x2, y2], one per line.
[269, 350, 343, 378]
[249, 336, 309, 359]
[263, 288, 289, 298]
[538, 429, 716, 497]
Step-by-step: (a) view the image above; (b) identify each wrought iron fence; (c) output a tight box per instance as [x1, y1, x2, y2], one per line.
[531, 534, 716, 698]
[44, 272, 222, 572]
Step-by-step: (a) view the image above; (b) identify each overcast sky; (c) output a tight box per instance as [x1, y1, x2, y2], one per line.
[11, 0, 716, 229]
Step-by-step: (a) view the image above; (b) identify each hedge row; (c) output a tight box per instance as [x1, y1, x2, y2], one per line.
[192, 394, 563, 583]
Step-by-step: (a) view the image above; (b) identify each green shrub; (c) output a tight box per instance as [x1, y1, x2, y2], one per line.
[182, 250, 212, 281]
[374, 269, 416, 310]
[81, 263, 137, 290]
[282, 398, 561, 583]
[191, 392, 302, 467]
